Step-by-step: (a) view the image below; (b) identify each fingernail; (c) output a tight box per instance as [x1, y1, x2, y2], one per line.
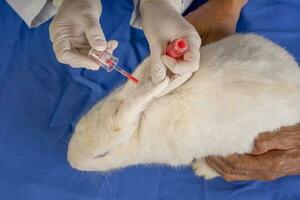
[98, 39, 106, 46]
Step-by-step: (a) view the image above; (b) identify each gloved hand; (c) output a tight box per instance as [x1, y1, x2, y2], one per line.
[49, 0, 118, 70]
[140, 0, 201, 95]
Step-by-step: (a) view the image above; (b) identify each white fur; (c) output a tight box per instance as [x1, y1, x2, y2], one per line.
[67, 34, 300, 179]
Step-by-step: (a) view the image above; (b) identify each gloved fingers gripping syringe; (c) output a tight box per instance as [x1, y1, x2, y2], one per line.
[88, 38, 188, 85]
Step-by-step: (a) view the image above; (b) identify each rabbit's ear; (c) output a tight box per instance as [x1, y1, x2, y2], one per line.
[116, 77, 170, 132]
[94, 78, 170, 155]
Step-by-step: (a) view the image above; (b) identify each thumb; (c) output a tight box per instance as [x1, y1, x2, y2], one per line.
[149, 44, 166, 85]
[105, 40, 119, 54]
[85, 21, 107, 51]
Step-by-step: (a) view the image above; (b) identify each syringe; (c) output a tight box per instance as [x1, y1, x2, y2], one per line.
[88, 49, 139, 84]
[88, 38, 187, 84]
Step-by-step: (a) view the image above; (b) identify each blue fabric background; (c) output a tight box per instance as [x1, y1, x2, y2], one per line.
[1, 0, 300, 199]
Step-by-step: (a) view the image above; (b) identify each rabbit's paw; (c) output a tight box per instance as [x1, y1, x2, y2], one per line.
[192, 158, 219, 180]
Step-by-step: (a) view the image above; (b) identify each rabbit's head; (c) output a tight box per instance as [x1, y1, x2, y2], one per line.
[67, 97, 139, 171]
[67, 78, 169, 171]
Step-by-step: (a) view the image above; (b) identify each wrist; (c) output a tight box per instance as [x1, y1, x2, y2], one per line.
[208, 0, 247, 11]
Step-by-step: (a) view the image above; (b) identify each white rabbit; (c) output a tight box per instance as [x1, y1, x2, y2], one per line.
[67, 34, 300, 179]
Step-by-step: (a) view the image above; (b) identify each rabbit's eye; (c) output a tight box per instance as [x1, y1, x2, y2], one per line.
[94, 151, 109, 159]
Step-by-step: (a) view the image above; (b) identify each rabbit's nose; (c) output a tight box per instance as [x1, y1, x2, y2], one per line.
[67, 149, 98, 171]
[67, 138, 95, 170]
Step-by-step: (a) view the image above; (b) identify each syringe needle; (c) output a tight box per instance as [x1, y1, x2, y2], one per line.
[114, 65, 139, 84]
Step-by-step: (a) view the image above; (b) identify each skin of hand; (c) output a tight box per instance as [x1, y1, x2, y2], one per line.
[140, 0, 201, 96]
[49, 0, 118, 70]
[205, 124, 300, 181]
[185, 0, 247, 45]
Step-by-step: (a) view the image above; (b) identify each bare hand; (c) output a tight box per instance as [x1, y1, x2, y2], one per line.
[206, 124, 300, 181]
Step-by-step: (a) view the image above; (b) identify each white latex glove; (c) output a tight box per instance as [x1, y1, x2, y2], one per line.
[140, 0, 201, 95]
[49, 0, 118, 70]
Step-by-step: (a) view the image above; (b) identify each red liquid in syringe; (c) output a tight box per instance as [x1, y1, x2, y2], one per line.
[88, 49, 139, 84]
